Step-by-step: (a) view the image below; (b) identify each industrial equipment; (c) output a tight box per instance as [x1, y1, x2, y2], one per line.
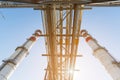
[0, 0, 120, 80]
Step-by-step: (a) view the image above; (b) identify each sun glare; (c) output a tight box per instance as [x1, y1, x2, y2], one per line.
[69, 69, 74, 74]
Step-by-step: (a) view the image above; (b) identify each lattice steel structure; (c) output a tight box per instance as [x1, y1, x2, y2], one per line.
[0, 0, 120, 80]
[41, 4, 83, 80]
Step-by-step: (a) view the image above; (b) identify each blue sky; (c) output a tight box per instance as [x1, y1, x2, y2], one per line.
[0, 7, 120, 80]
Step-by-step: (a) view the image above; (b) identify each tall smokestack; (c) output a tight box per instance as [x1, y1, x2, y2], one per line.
[0, 29, 41, 80]
[81, 30, 120, 80]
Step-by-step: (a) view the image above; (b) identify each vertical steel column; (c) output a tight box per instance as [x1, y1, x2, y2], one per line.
[81, 30, 120, 80]
[0, 30, 41, 80]
[69, 4, 83, 80]
[44, 4, 58, 80]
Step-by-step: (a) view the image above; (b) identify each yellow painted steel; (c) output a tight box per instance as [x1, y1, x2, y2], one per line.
[41, 4, 83, 80]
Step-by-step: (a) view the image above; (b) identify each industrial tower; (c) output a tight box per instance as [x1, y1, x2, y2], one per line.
[0, 0, 120, 80]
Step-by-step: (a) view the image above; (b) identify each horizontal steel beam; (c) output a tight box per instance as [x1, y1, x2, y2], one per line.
[38, 34, 82, 37]
[0, 0, 117, 5]
[0, 2, 92, 9]
[0, 1, 120, 8]
[34, 7, 92, 10]
[42, 54, 83, 57]
[44, 69, 80, 71]
[87, 1, 120, 7]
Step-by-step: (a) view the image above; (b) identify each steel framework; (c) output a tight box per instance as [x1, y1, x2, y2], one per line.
[0, 0, 120, 80]
[41, 4, 83, 80]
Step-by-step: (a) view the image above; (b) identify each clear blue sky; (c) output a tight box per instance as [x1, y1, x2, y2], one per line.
[0, 7, 120, 80]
